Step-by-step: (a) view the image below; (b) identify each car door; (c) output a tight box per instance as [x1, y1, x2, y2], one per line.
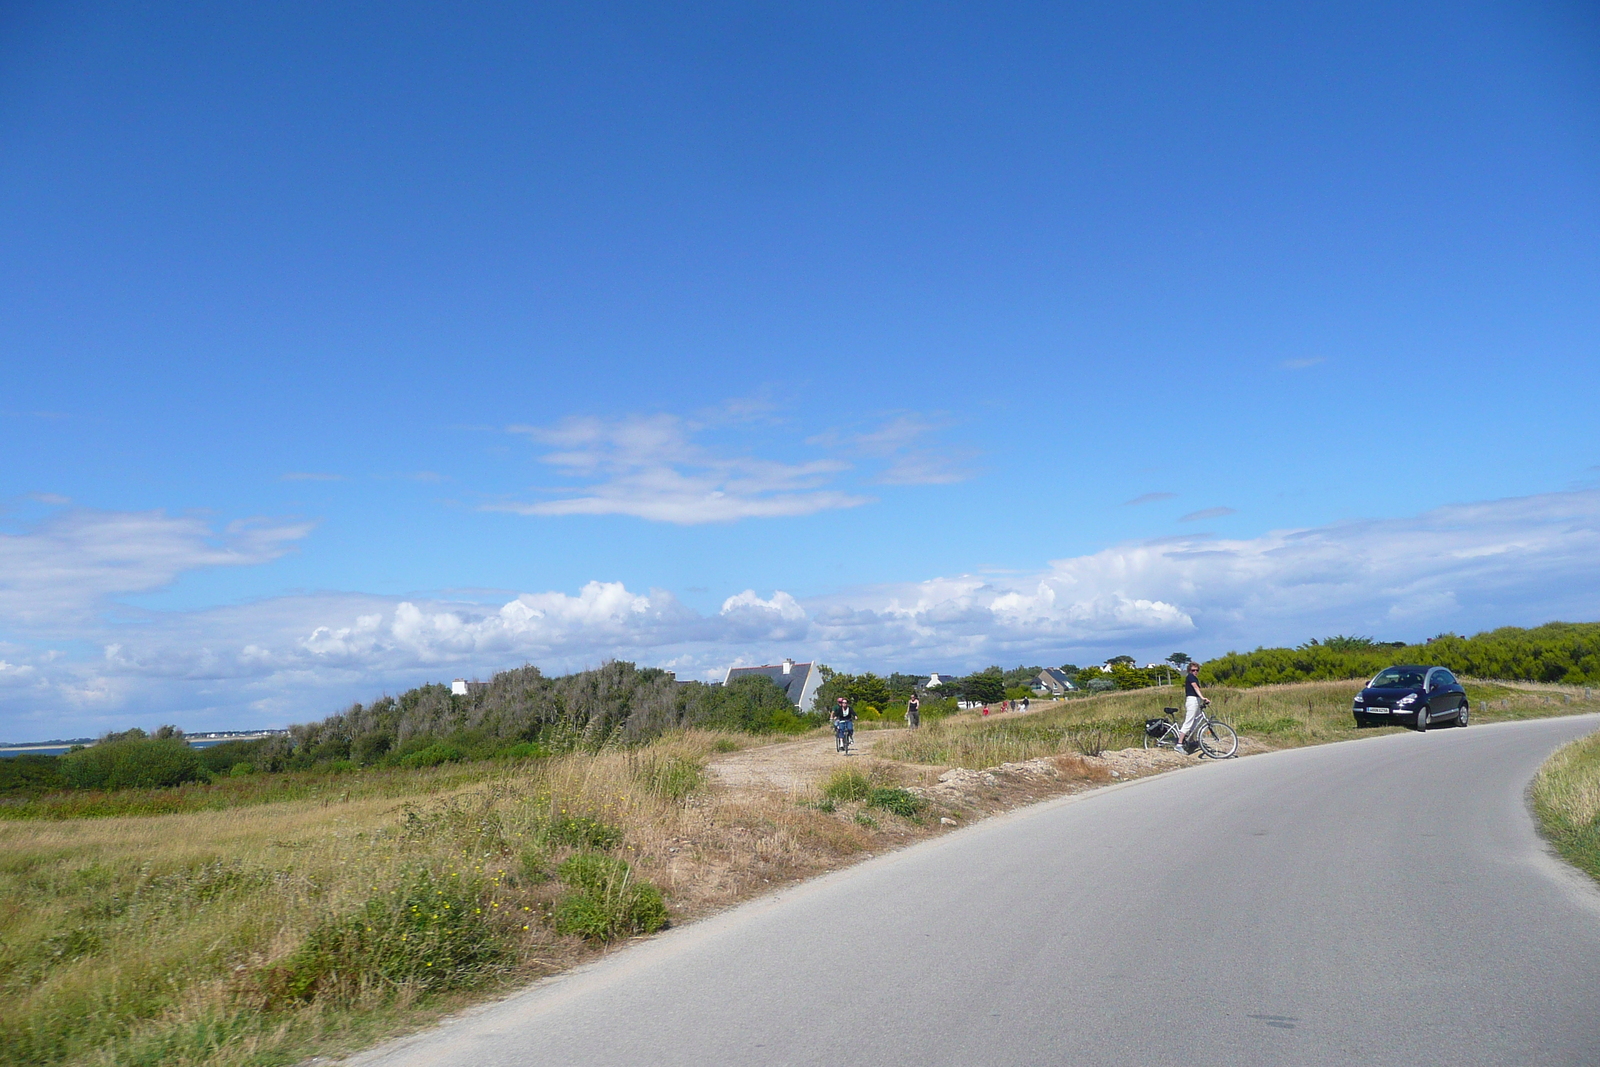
[1424, 669, 1446, 721]
[1438, 669, 1464, 715]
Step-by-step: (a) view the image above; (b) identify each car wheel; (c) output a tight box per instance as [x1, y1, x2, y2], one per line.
[1455, 702, 1469, 728]
[1415, 704, 1429, 732]
[1352, 713, 1368, 729]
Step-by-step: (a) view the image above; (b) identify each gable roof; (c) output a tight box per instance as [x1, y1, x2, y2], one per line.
[724, 661, 823, 710]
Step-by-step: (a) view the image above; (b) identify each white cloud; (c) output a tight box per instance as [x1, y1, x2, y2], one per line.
[4, 488, 1600, 738]
[493, 414, 871, 523]
[0, 508, 313, 626]
[1123, 492, 1176, 506]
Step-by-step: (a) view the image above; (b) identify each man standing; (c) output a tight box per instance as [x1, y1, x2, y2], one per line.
[1179, 662, 1207, 752]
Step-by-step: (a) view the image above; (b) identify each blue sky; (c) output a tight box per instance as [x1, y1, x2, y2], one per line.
[2, 1, 1598, 738]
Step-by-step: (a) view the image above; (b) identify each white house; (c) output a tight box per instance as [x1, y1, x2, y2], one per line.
[723, 658, 825, 712]
[926, 672, 959, 688]
[450, 678, 469, 697]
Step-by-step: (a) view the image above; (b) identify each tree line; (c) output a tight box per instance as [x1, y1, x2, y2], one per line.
[1198, 622, 1600, 687]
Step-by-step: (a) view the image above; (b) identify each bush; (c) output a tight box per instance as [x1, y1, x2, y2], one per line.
[58, 737, 203, 790]
[227, 762, 255, 778]
[545, 815, 624, 851]
[556, 853, 632, 894]
[821, 766, 872, 803]
[551, 855, 669, 941]
[275, 868, 503, 1002]
[0, 755, 66, 798]
[399, 743, 464, 769]
[866, 787, 925, 818]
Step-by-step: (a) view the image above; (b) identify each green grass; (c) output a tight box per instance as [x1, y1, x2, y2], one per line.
[1532, 729, 1600, 887]
[874, 679, 1600, 767]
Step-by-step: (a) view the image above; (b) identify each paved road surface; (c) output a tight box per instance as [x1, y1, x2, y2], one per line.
[354, 714, 1600, 1067]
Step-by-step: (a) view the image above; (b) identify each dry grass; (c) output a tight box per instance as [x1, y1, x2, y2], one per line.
[5, 682, 1596, 1067]
[1532, 729, 1600, 887]
[0, 729, 895, 1067]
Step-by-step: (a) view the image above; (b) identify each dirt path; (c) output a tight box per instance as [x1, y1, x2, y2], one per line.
[707, 729, 905, 797]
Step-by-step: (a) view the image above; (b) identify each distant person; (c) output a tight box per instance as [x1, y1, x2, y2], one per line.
[906, 694, 921, 728]
[830, 697, 857, 751]
[1021, 695, 1030, 712]
[1179, 662, 1208, 753]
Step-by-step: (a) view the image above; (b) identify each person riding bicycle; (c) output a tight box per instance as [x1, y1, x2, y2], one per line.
[830, 697, 856, 749]
[1179, 662, 1208, 753]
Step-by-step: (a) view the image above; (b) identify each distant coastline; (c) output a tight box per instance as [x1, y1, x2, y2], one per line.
[0, 729, 289, 758]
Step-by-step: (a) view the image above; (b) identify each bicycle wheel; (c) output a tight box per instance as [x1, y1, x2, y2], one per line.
[1143, 724, 1171, 751]
[1198, 721, 1238, 759]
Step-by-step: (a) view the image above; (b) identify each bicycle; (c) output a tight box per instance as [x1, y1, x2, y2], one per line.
[1143, 702, 1238, 759]
[833, 719, 854, 754]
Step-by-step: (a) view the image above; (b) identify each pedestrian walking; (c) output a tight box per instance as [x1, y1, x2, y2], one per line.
[906, 693, 921, 728]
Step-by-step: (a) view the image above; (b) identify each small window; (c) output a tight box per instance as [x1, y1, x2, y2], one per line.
[1437, 669, 1457, 685]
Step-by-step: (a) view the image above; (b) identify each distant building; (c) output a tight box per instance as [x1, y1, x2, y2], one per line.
[723, 658, 824, 712]
[926, 672, 958, 688]
[1032, 668, 1079, 696]
[450, 678, 469, 697]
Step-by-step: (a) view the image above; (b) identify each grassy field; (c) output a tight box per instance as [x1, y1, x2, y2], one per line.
[3, 679, 1596, 1067]
[874, 677, 1600, 767]
[0, 730, 909, 1067]
[1531, 729, 1600, 888]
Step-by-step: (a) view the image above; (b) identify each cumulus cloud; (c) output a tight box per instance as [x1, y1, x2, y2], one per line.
[4, 489, 1600, 738]
[493, 414, 871, 523]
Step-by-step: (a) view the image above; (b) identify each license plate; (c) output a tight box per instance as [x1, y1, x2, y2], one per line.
[1365, 707, 1388, 714]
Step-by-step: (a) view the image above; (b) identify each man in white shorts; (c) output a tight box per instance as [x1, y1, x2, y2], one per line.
[1179, 662, 1207, 752]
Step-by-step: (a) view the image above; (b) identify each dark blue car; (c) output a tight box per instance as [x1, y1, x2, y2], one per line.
[1352, 665, 1468, 730]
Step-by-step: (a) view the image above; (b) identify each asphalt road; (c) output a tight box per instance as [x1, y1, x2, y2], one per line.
[354, 714, 1600, 1067]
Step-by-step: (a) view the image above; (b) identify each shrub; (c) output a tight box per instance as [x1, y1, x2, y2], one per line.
[0, 755, 66, 798]
[58, 737, 203, 790]
[274, 869, 502, 1002]
[399, 743, 464, 769]
[821, 766, 872, 803]
[866, 787, 925, 818]
[556, 853, 631, 894]
[551, 855, 669, 941]
[545, 814, 624, 851]
[227, 762, 255, 778]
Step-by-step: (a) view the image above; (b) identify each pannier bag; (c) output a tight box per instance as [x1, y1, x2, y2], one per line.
[1144, 718, 1167, 738]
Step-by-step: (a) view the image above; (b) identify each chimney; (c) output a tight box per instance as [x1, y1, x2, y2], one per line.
[782, 658, 794, 675]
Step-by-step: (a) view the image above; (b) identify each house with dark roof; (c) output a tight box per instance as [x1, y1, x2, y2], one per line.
[1032, 667, 1079, 696]
[723, 658, 824, 712]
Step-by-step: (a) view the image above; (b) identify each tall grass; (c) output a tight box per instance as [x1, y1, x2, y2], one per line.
[1532, 729, 1600, 887]
[0, 733, 729, 1067]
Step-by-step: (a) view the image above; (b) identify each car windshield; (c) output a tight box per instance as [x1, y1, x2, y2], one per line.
[1370, 668, 1424, 689]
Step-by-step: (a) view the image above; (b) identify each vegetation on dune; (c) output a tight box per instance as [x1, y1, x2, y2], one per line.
[1202, 622, 1600, 687]
[0, 730, 889, 1067]
[1532, 729, 1600, 889]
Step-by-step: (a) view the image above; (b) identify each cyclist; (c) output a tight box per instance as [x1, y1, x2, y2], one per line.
[830, 697, 857, 751]
[1178, 662, 1208, 753]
